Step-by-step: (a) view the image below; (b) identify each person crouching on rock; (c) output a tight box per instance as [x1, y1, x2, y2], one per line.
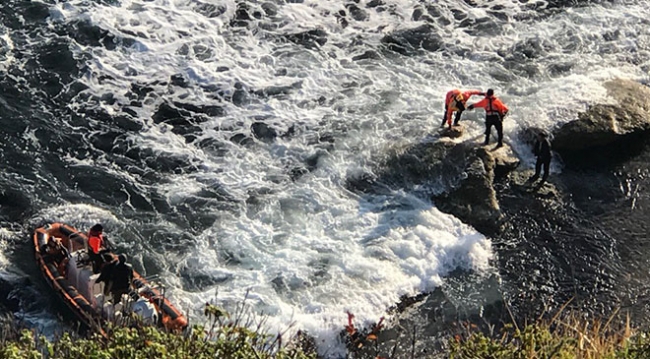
[440, 89, 485, 129]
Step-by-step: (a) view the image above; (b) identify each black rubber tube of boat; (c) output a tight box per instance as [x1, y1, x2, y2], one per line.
[37, 231, 47, 249]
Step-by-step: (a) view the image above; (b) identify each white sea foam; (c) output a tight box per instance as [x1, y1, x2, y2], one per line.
[0, 227, 14, 275]
[41, 0, 650, 355]
[0, 26, 14, 72]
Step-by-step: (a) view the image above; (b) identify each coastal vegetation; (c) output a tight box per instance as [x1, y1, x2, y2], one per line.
[2, 302, 650, 359]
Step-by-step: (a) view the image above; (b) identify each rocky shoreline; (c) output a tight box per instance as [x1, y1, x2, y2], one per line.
[342, 78, 650, 355]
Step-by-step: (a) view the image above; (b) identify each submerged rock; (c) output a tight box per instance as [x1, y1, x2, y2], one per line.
[380, 24, 442, 55]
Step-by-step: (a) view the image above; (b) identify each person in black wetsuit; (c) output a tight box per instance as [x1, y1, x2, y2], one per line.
[97, 253, 134, 303]
[529, 131, 552, 183]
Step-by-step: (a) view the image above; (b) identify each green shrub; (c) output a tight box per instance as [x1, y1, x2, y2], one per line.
[0, 304, 317, 359]
[449, 310, 650, 359]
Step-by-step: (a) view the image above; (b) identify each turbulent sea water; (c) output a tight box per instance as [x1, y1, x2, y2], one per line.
[1, 0, 649, 356]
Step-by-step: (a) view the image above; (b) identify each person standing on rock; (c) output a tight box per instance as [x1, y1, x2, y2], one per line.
[467, 89, 509, 147]
[528, 131, 552, 183]
[440, 89, 485, 129]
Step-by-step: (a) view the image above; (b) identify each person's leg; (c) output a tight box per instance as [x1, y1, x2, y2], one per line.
[495, 119, 504, 147]
[541, 158, 550, 182]
[441, 106, 448, 127]
[530, 157, 542, 181]
[453, 110, 463, 126]
[484, 117, 494, 145]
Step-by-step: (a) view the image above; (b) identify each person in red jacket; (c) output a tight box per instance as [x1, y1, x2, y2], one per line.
[467, 89, 509, 147]
[87, 223, 107, 273]
[440, 89, 485, 129]
[88, 224, 104, 254]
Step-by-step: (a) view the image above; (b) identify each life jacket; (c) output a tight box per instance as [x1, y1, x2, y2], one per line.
[88, 234, 103, 254]
[486, 97, 497, 116]
[473, 95, 509, 117]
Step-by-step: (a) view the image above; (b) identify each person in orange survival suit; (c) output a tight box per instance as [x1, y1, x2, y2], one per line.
[87, 223, 110, 273]
[467, 88, 509, 147]
[440, 89, 485, 129]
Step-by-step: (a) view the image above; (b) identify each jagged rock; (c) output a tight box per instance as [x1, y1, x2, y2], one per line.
[261, 2, 279, 16]
[552, 79, 650, 163]
[251, 122, 278, 142]
[440, 125, 464, 138]
[193, 2, 226, 18]
[380, 24, 442, 55]
[0, 278, 20, 313]
[285, 29, 328, 49]
[352, 50, 380, 61]
[361, 136, 519, 235]
[433, 144, 519, 235]
[346, 3, 368, 21]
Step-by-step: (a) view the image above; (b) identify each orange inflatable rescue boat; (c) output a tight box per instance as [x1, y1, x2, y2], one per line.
[33, 223, 188, 334]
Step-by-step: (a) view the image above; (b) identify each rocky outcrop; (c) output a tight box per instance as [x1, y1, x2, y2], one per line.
[352, 79, 649, 236]
[357, 129, 520, 235]
[552, 79, 650, 165]
[432, 143, 520, 235]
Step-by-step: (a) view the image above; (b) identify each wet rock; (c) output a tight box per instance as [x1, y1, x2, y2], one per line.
[174, 102, 225, 117]
[152, 102, 223, 129]
[381, 24, 442, 55]
[440, 125, 464, 139]
[285, 29, 328, 49]
[89, 130, 122, 152]
[552, 79, 650, 166]
[230, 133, 254, 146]
[366, 0, 384, 8]
[232, 82, 250, 106]
[433, 144, 520, 235]
[253, 81, 303, 98]
[170, 74, 189, 88]
[0, 279, 20, 313]
[346, 3, 368, 21]
[352, 135, 519, 235]
[251, 122, 278, 142]
[261, 2, 279, 17]
[0, 188, 32, 222]
[352, 50, 380, 61]
[231, 2, 253, 27]
[345, 171, 378, 193]
[128, 83, 156, 101]
[193, 2, 226, 18]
